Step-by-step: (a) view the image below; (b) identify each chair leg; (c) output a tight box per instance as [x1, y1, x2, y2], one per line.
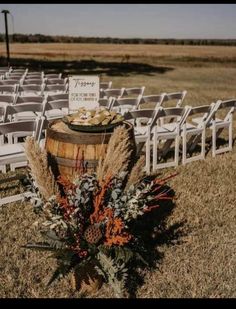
[175, 135, 180, 166]
[229, 121, 233, 151]
[0, 165, 7, 173]
[152, 129, 157, 173]
[201, 128, 206, 160]
[145, 138, 150, 175]
[182, 132, 187, 165]
[212, 124, 216, 158]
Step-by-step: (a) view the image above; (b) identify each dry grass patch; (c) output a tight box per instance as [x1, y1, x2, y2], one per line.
[0, 147, 235, 298]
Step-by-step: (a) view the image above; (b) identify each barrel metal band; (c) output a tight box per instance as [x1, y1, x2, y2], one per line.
[53, 156, 98, 168]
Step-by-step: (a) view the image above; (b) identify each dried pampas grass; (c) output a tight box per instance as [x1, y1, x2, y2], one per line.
[125, 155, 145, 191]
[97, 125, 133, 183]
[24, 136, 59, 201]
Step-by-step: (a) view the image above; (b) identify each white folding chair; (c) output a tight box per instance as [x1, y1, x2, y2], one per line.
[152, 107, 190, 171]
[138, 93, 166, 109]
[181, 103, 217, 165]
[4, 103, 45, 144]
[43, 97, 69, 120]
[124, 108, 163, 173]
[162, 91, 187, 108]
[0, 118, 42, 173]
[123, 86, 145, 97]
[137, 93, 166, 126]
[111, 95, 142, 114]
[192, 99, 236, 157]
[211, 99, 236, 157]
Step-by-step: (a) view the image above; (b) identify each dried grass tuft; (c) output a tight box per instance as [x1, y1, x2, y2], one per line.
[97, 125, 132, 183]
[125, 155, 145, 191]
[24, 136, 59, 200]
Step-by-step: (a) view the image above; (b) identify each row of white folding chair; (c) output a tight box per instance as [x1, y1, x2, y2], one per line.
[3, 93, 69, 121]
[1, 96, 69, 144]
[124, 100, 235, 173]
[100, 86, 145, 99]
[0, 82, 69, 96]
[0, 117, 43, 173]
[191, 99, 236, 158]
[100, 90, 186, 113]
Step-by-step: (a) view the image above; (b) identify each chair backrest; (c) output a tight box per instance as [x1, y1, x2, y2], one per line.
[123, 86, 145, 97]
[100, 81, 112, 89]
[11, 68, 28, 74]
[25, 72, 44, 79]
[154, 107, 188, 129]
[163, 90, 187, 107]
[124, 108, 157, 126]
[103, 88, 125, 99]
[46, 93, 69, 102]
[184, 103, 217, 128]
[0, 119, 40, 141]
[138, 93, 166, 109]
[14, 95, 44, 104]
[22, 79, 44, 85]
[215, 99, 236, 121]
[45, 77, 68, 85]
[0, 80, 19, 86]
[0, 94, 16, 104]
[44, 73, 62, 79]
[44, 83, 68, 94]
[42, 99, 68, 115]
[6, 75, 25, 82]
[4, 103, 44, 122]
[111, 95, 142, 113]
[0, 85, 18, 94]
[18, 84, 45, 96]
[0, 66, 11, 73]
[98, 97, 113, 109]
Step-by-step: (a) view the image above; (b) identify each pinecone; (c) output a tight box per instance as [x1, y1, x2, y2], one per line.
[84, 224, 102, 244]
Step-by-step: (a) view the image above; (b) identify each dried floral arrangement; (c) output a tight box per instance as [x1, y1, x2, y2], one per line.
[23, 125, 175, 298]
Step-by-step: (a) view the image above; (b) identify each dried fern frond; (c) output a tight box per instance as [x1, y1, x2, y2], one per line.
[125, 155, 146, 191]
[24, 136, 59, 200]
[97, 125, 132, 183]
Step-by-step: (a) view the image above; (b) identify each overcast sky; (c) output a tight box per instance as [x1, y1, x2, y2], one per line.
[0, 4, 236, 39]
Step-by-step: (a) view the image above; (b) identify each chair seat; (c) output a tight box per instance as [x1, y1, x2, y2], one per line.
[180, 122, 203, 135]
[14, 111, 37, 120]
[162, 122, 178, 132]
[192, 117, 222, 125]
[134, 125, 169, 137]
[45, 109, 67, 118]
[0, 142, 25, 157]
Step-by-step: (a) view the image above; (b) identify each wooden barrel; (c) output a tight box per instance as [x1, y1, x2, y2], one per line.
[45, 120, 135, 181]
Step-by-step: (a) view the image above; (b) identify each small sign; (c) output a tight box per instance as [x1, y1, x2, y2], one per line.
[69, 75, 100, 111]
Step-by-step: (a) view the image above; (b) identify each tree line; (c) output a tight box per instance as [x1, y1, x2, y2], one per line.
[1, 33, 236, 46]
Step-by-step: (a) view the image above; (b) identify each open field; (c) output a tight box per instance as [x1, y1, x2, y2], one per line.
[0, 43, 236, 298]
[2, 43, 236, 63]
